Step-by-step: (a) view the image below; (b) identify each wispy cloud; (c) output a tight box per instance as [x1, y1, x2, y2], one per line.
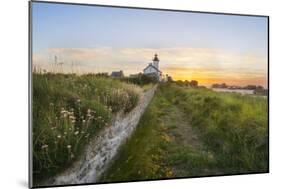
[33, 47, 267, 87]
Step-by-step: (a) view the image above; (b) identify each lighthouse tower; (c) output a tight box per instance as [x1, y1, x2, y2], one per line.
[152, 54, 159, 69]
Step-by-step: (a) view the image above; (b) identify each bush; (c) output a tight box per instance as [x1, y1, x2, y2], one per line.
[32, 73, 140, 182]
[121, 74, 158, 86]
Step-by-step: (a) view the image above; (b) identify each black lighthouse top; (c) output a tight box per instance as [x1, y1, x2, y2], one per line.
[153, 54, 159, 62]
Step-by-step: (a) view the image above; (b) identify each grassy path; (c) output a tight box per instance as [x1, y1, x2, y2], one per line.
[100, 85, 219, 182]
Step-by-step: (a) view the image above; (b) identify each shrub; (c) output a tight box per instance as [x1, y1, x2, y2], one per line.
[32, 73, 140, 182]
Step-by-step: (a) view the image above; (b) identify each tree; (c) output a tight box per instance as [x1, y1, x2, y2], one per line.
[190, 80, 198, 87]
[184, 80, 190, 86]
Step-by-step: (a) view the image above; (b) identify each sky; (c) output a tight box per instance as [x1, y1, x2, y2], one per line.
[32, 2, 268, 87]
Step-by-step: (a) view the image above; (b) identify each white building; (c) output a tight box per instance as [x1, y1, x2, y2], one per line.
[143, 54, 162, 80]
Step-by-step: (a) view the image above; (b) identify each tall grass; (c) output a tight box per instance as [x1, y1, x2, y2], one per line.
[101, 83, 268, 182]
[32, 73, 140, 183]
[162, 83, 268, 173]
[101, 92, 174, 182]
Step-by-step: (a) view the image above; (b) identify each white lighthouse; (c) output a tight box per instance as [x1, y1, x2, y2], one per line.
[143, 54, 162, 81]
[152, 53, 159, 69]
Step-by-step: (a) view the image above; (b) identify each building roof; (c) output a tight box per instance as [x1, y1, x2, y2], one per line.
[153, 54, 159, 61]
[111, 70, 124, 77]
[143, 63, 162, 73]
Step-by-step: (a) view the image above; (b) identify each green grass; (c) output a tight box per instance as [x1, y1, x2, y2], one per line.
[163, 83, 268, 173]
[100, 90, 173, 182]
[101, 83, 268, 182]
[32, 73, 141, 183]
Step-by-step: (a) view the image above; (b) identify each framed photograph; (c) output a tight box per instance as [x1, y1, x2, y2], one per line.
[29, 1, 269, 188]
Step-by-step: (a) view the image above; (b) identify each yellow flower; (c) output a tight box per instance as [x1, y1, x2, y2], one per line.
[166, 170, 173, 177]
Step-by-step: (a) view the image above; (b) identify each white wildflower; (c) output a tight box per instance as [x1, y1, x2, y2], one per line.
[41, 144, 48, 149]
[71, 153, 75, 159]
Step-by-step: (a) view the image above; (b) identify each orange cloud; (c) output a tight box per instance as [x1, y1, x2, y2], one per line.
[33, 47, 268, 87]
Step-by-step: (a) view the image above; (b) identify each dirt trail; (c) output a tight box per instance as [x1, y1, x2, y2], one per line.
[162, 104, 201, 149]
[158, 98, 206, 176]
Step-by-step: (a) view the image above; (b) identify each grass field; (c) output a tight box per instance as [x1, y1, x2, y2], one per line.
[101, 83, 268, 182]
[32, 73, 141, 183]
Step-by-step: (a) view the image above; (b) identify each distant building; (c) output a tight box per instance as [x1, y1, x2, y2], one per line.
[143, 54, 162, 81]
[167, 75, 173, 82]
[111, 70, 124, 78]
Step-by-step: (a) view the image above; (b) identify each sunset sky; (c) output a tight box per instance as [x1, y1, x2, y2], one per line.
[32, 2, 268, 87]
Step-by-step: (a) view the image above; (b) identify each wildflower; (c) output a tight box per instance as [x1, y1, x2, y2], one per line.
[77, 99, 81, 103]
[74, 131, 79, 135]
[82, 120, 86, 123]
[71, 153, 75, 159]
[69, 115, 75, 119]
[64, 132, 67, 135]
[41, 144, 48, 149]
[57, 135, 61, 138]
[69, 128, 72, 131]
[60, 108, 65, 113]
[71, 120, 76, 124]
[67, 145, 71, 149]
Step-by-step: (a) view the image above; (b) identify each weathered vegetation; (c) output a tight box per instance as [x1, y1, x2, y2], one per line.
[32, 73, 141, 183]
[33, 71, 268, 184]
[101, 83, 268, 182]
[122, 73, 158, 86]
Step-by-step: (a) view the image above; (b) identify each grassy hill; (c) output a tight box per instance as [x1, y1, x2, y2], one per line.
[32, 73, 141, 183]
[101, 83, 268, 182]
